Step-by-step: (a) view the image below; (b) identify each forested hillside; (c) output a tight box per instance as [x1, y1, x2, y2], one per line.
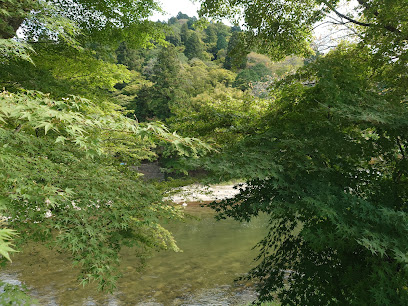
[113, 13, 302, 124]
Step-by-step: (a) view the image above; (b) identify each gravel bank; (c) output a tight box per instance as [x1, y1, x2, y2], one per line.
[167, 183, 245, 203]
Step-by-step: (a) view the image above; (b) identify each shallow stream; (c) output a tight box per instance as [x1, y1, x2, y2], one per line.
[1, 204, 267, 305]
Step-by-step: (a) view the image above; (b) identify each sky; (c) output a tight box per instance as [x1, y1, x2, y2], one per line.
[150, 0, 200, 21]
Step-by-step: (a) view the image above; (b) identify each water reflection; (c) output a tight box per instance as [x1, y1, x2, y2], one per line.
[1, 205, 267, 305]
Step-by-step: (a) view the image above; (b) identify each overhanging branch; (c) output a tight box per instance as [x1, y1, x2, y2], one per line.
[321, 1, 372, 27]
[323, 0, 405, 38]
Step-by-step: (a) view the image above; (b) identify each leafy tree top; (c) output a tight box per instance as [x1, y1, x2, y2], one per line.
[0, 0, 167, 63]
[199, 0, 408, 61]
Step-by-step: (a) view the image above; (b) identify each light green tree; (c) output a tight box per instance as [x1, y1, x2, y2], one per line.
[0, 1, 211, 295]
[0, 0, 166, 63]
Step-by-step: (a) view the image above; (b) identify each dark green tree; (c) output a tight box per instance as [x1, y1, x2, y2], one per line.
[231, 25, 241, 32]
[165, 32, 182, 46]
[180, 22, 190, 45]
[184, 32, 204, 60]
[187, 17, 198, 30]
[200, 0, 408, 304]
[224, 32, 248, 70]
[176, 12, 190, 20]
[168, 16, 177, 25]
[116, 42, 143, 71]
[153, 46, 181, 93]
[132, 45, 183, 120]
[216, 34, 228, 51]
[204, 24, 218, 44]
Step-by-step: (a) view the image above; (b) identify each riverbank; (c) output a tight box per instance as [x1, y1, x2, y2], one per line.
[167, 183, 245, 203]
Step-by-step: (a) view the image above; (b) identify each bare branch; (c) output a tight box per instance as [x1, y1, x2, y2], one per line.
[321, 0, 372, 27]
[397, 137, 406, 160]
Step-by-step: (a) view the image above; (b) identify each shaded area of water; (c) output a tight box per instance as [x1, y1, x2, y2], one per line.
[1, 205, 267, 305]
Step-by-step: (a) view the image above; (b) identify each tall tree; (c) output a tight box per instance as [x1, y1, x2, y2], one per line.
[216, 34, 228, 51]
[176, 12, 190, 20]
[180, 22, 190, 45]
[224, 32, 248, 70]
[204, 24, 218, 44]
[184, 32, 204, 60]
[131, 45, 183, 120]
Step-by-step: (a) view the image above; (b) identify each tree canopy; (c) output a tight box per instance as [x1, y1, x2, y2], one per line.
[197, 0, 408, 304]
[199, 0, 408, 61]
[0, 0, 167, 63]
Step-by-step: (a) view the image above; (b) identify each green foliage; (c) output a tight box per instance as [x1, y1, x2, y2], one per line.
[0, 4, 217, 298]
[197, 2, 408, 303]
[124, 41, 238, 121]
[180, 22, 190, 45]
[233, 63, 272, 91]
[200, 0, 316, 60]
[204, 24, 218, 44]
[0, 39, 33, 63]
[130, 45, 184, 120]
[0, 0, 39, 39]
[184, 32, 205, 60]
[246, 53, 303, 76]
[201, 0, 408, 62]
[165, 31, 182, 46]
[224, 32, 248, 70]
[0, 227, 17, 262]
[0, 44, 134, 102]
[203, 45, 408, 304]
[216, 34, 227, 51]
[169, 85, 269, 147]
[116, 42, 144, 71]
[176, 12, 190, 20]
[0, 0, 168, 66]
[0, 90, 209, 291]
[34, 0, 164, 48]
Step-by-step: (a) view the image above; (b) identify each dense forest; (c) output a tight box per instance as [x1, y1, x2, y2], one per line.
[1, 0, 408, 304]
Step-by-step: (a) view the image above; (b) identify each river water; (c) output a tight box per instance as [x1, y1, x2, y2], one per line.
[1, 204, 267, 305]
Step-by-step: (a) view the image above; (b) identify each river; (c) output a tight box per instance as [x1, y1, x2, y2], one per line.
[1, 204, 267, 305]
